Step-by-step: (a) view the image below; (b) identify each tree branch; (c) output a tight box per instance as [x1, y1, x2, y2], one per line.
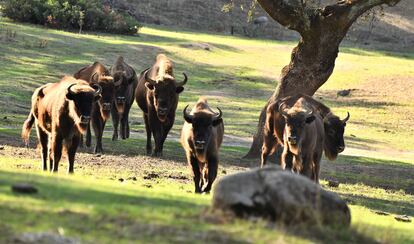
[257, 0, 313, 33]
[322, 0, 401, 25]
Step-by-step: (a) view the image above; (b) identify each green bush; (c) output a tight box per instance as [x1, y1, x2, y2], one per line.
[1, 0, 141, 35]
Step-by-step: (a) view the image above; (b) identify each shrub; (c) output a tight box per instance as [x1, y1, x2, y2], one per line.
[1, 0, 141, 35]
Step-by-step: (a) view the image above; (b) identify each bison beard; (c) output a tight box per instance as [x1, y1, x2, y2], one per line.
[181, 99, 224, 193]
[22, 77, 101, 173]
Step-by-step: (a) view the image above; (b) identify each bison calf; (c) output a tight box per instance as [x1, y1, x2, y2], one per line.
[22, 77, 101, 173]
[181, 98, 224, 193]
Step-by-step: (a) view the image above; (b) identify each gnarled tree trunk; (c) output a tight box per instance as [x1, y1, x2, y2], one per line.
[244, 0, 401, 158]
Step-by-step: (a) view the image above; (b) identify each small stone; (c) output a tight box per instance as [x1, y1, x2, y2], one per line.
[118, 178, 124, 182]
[328, 180, 340, 188]
[374, 210, 390, 216]
[143, 183, 152, 188]
[221, 170, 227, 175]
[12, 183, 38, 194]
[0, 145, 4, 150]
[337, 89, 351, 97]
[395, 215, 412, 222]
[95, 154, 102, 157]
[3, 116, 7, 120]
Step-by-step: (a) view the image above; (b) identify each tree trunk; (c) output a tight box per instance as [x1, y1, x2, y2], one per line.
[244, 0, 401, 158]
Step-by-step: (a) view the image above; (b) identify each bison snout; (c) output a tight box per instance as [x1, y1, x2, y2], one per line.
[79, 115, 91, 125]
[288, 136, 297, 145]
[102, 103, 111, 111]
[116, 97, 126, 104]
[338, 145, 345, 153]
[195, 140, 206, 149]
[158, 108, 168, 115]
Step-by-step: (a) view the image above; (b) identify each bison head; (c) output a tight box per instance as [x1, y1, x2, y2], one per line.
[66, 82, 102, 132]
[323, 112, 349, 160]
[183, 105, 222, 156]
[91, 72, 115, 120]
[145, 71, 187, 122]
[279, 102, 315, 151]
[112, 71, 132, 114]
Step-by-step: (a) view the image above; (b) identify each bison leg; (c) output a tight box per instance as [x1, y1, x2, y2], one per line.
[92, 114, 105, 154]
[121, 105, 132, 139]
[313, 152, 322, 183]
[36, 125, 48, 171]
[111, 106, 119, 141]
[300, 155, 313, 179]
[188, 154, 202, 193]
[203, 156, 218, 193]
[85, 123, 92, 148]
[67, 135, 80, 174]
[143, 113, 152, 155]
[50, 134, 63, 172]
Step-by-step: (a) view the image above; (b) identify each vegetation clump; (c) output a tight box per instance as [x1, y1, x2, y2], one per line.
[1, 0, 141, 35]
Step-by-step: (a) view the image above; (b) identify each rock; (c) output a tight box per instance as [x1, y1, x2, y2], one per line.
[11, 183, 38, 194]
[337, 89, 351, 97]
[328, 180, 340, 188]
[118, 178, 124, 182]
[212, 166, 350, 226]
[395, 215, 412, 222]
[374, 210, 390, 216]
[13, 232, 79, 244]
[0, 145, 4, 150]
[179, 42, 212, 51]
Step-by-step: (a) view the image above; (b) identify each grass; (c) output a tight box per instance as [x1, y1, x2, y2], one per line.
[0, 18, 413, 243]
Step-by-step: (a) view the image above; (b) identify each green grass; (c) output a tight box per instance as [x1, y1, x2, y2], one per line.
[0, 18, 414, 243]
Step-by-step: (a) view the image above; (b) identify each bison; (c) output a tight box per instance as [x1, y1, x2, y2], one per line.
[110, 56, 138, 141]
[261, 94, 349, 182]
[74, 62, 114, 153]
[135, 54, 187, 156]
[22, 76, 102, 173]
[181, 98, 224, 193]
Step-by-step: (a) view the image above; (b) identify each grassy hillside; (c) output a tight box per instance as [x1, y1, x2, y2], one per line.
[0, 19, 413, 243]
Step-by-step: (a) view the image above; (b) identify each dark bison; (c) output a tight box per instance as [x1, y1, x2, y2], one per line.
[135, 54, 187, 156]
[22, 76, 101, 173]
[261, 95, 349, 181]
[278, 99, 324, 182]
[181, 98, 224, 193]
[74, 62, 114, 153]
[110, 56, 138, 141]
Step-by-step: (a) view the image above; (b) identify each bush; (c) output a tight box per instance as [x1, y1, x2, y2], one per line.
[1, 0, 141, 35]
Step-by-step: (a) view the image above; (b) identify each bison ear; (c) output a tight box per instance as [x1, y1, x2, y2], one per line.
[145, 82, 155, 90]
[305, 115, 315, 124]
[212, 118, 223, 127]
[176, 86, 184, 94]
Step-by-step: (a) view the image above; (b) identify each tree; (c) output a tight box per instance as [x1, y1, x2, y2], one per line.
[244, 0, 402, 158]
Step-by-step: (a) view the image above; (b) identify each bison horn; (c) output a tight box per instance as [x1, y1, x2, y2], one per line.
[67, 83, 77, 96]
[278, 102, 289, 117]
[342, 112, 350, 123]
[144, 69, 157, 85]
[183, 105, 193, 123]
[91, 83, 102, 96]
[213, 107, 223, 121]
[176, 73, 188, 87]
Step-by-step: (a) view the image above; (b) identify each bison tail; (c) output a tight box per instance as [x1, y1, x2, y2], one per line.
[22, 112, 35, 146]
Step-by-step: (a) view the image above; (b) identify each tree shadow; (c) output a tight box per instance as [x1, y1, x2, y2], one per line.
[321, 154, 414, 194]
[0, 171, 247, 243]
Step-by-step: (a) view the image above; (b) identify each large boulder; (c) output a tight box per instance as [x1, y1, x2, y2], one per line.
[212, 166, 350, 226]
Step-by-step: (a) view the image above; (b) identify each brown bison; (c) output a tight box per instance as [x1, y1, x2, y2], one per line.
[135, 54, 187, 156]
[261, 94, 349, 182]
[22, 76, 102, 173]
[181, 98, 224, 193]
[110, 56, 138, 141]
[74, 62, 114, 153]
